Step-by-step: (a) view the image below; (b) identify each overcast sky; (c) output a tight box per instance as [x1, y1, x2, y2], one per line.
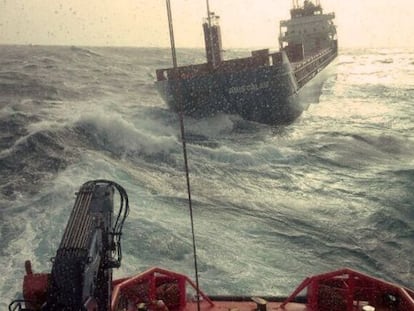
[1, 0, 413, 48]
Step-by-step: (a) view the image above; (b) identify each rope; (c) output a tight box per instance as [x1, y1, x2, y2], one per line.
[177, 90, 201, 311]
[164, 2, 201, 310]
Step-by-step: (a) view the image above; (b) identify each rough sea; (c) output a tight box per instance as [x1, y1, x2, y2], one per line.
[0, 45, 413, 308]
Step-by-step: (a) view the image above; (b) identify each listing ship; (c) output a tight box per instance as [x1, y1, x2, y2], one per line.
[155, 0, 338, 125]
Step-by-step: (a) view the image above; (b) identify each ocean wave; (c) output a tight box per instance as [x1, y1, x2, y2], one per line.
[0, 110, 37, 151]
[73, 111, 179, 159]
[374, 58, 394, 64]
[184, 113, 238, 138]
[391, 168, 414, 181]
[22, 64, 38, 70]
[70, 45, 103, 58]
[22, 56, 58, 70]
[0, 129, 71, 199]
[348, 133, 413, 155]
[127, 222, 192, 262]
[355, 82, 414, 97]
[0, 71, 61, 99]
[296, 131, 414, 172]
[38, 56, 60, 65]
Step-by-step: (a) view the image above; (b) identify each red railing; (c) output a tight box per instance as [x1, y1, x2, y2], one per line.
[280, 268, 414, 311]
[111, 267, 214, 311]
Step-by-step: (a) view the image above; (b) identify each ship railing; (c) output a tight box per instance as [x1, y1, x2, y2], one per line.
[293, 47, 336, 87]
[280, 268, 414, 311]
[293, 46, 333, 69]
[156, 49, 285, 82]
[217, 49, 277, 73]
[156, 63, 211, 81]
[111, 267, 214, 311]
[280, 11, 335, 26]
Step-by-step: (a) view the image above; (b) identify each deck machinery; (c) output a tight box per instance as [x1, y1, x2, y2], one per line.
[10, 180, 129, 311]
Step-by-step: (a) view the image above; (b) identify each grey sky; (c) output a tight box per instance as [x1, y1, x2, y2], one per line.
[1, 0, 413, 48]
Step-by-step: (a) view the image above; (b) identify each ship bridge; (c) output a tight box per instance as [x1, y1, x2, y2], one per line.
[290, 0, 323, 18]
[279, 0, 336, 60]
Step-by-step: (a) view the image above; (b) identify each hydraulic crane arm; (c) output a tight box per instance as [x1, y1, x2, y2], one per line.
[10, 180, 129, 311]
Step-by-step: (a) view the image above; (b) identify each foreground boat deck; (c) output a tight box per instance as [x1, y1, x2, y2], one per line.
[110, 267, 414, 311]
[184, 301, 308, 311]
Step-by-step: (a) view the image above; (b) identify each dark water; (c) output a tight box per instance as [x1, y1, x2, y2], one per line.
[0, 45, 413, 307]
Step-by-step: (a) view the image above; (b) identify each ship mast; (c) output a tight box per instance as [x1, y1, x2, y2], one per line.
[165, 0, 177, 68]
[206, 0, 216, 67]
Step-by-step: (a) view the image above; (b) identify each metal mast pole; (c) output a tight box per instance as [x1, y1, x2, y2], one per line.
[166, 0, 177, 68]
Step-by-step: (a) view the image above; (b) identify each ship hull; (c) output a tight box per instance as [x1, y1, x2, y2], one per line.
[156, 62, 305, 125]
[156, 45, 337, 125]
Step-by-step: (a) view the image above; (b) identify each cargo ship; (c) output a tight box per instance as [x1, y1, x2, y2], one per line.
[155, 0, 338, 125]
[10, 180, 414, 310]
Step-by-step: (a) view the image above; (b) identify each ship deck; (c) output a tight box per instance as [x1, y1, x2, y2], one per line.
[184, 300, 308, 311]
[111, 267, 414, 311]
[292, 46, 337, 88]
[184, 300, 397, 311]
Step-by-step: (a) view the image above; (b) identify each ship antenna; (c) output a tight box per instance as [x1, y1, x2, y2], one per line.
[164, 2, 201, 311]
